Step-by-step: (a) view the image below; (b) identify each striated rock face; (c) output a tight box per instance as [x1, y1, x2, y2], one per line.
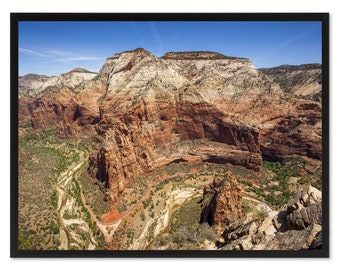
[200, 171, 244, 233]
[27, 87, 101, 138]
[285, 185, 322, 230]
[88, 100, 262, 201]
[219, 185, 322, 250]
[19, 74, 50, 96]
[260, 100, 322, 160]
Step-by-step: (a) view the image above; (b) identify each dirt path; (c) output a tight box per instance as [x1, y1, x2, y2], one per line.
[56, 186, 69, 250]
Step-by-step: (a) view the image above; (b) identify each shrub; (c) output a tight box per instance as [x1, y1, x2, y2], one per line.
[49, 221, 59, 234]
[140, 211, 146, 221]
[50, 190, 58, 209]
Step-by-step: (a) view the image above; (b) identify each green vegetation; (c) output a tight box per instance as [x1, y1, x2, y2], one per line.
[18, 135, 60, 250]
[49, 221, 59, 234]
[253, 156, 322, 209]
[64, 176, 105, 249]
[18, 232, 32, 250]
[18, 126, 105, 250]
[79, 170, 110, 217]
[260, 160, 295, 207]
[140, 211, 146, 221]
[63, 209, 77, 220]
[50, 190, 58, 209]
[23, 119, 32, 128]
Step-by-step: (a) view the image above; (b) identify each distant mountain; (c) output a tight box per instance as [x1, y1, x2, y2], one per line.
[259, 64, 322, 98]
[19, 68, 97, 97]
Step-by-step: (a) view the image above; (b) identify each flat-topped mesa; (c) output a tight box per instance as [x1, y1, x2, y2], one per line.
[110, 47, 153, 60]
[20, 73, 50, 80]
[161, 51, 248, 61]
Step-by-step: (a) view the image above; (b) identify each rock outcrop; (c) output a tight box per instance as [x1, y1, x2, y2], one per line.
[200, 171, 244, 233]
[218, 185, 322, 250]
[285, 185, 322, 230]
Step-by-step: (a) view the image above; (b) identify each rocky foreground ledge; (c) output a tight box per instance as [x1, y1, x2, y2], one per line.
[203, 172, 323, 250]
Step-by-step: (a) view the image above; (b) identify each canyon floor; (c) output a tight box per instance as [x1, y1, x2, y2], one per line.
[18, 126, 321, 250]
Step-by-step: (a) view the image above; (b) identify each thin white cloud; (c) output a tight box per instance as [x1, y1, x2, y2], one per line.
[19, 47, 103, 62]
[149, 22, 163, 56]
[54, 56, 104, 63]
[19, 48, 51, 57]
[46, 49, 71, 56]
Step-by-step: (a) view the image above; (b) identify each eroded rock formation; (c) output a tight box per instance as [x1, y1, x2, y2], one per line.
[200, 171, 244, 233]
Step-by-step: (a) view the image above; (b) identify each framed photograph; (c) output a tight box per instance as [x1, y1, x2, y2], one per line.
[11, 13, 329, 257]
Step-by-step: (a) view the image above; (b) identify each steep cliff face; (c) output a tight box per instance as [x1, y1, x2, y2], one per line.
[260, 100, 322, 161]
[88, 97, 262, 201]
[26, 87, 101, 138]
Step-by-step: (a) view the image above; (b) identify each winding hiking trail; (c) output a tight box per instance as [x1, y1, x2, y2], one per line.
[55, 149, 210, 250]
[55, 149, 266, 251]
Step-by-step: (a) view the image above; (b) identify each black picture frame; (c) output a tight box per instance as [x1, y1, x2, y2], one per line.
[10, 12, 329, 258]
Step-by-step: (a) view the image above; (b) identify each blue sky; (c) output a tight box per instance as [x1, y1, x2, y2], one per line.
[18, 21, 322, 76]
